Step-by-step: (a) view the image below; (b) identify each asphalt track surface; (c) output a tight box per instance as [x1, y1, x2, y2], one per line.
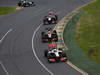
[0, 0, 90, 75]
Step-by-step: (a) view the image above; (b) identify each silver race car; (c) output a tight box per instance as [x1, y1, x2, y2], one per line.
[44, 45, 67, 63]
[18, 0, 35, 7]
[43, 11, 58, 25]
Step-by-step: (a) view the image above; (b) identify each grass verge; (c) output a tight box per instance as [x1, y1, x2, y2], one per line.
[76, 0, 100, 64]
[0, 7, 16, 15]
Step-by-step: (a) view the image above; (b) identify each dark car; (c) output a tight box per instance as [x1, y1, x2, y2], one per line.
[41, 28, 58, 43]
[43, 13, 58, 25]
[44, 48, 67, 63]
[18, 0, 35, 7]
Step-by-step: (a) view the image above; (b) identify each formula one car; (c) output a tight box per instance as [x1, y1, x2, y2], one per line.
[18, 0, 35, 7]
[43, 11, 58, 25]
[41, 28, 58, 43]
[44, 47, 67, 63]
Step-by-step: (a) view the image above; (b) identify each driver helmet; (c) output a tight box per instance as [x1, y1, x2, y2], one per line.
[52, 48, 58, 53]
[48, 30, 52, 34]
[48, 28, 52, 34]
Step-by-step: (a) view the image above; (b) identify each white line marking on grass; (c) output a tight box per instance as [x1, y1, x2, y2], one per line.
[0, 29, 12, 43]
[0, 61, 9, 75]
[32, 24, 54, 75]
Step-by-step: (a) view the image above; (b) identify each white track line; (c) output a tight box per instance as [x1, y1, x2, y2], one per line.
[32, 24, 54, 75]
[0, 29, 12, 75]
[0, 29, 12, 43]
[0, 61, 9, 75]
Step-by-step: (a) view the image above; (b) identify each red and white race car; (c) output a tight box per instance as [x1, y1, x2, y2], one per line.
[44, 43, 67, 63]
[41, 28, 58, 43]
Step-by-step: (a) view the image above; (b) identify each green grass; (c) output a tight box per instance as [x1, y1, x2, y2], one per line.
[0, 7, 16, 15]
[76, 0, 100, 64]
